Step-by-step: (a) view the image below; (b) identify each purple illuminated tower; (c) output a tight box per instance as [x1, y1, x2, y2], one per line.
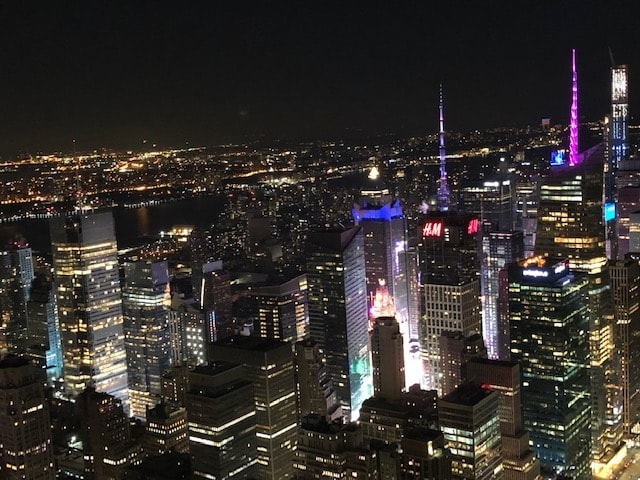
[437, 84, 451, 210]
[569, 49, 579, 166]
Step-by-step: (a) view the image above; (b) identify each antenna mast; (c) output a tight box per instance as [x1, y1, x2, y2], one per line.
[569, 49, 579, 166]
[437, 84, 451, 210]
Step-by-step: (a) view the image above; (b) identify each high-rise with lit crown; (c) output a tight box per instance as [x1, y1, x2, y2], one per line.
[50, 209, 129, 405]
[508, 258, 591, 478]
[535, 50, 624, 472]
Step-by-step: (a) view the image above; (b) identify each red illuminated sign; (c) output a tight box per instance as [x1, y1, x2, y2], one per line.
[422, 221, 443, 237]
[467, 218, 479, 235]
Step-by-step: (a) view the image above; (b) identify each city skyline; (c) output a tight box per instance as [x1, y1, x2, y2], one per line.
[0, 2, 638, 156]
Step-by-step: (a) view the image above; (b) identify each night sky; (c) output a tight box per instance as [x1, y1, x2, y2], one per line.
[0, 1, 638, 156]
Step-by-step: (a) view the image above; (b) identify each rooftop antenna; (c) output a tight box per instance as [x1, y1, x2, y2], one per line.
[73, 139, 83, 211]
[608, 46, 616, 68]
[569, 49, 579, 166]
[437, 84, 451, 210]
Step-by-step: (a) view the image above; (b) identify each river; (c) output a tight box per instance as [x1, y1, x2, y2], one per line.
[0, 195, 226, 257]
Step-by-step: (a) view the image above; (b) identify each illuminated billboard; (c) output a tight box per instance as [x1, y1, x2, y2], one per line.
[551, 149, 566, 166]
[467, 218, 479, 235]
[604, 203, 615, 222]
[422, 221, 443, 237]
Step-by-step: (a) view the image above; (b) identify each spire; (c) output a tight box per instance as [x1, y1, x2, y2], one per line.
[437, 84, 451, 210]
[569, 49, 579, 166]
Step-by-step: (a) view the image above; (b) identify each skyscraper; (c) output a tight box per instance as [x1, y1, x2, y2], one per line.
[439, 332, 486, 397]
[535, 142, 622, 469]
[352, 183, 412, 329]
[50, 210, 129, 405]
[122, 260, 172, 420]
[26, 273, 63, 383]
[482, 230, 524, 360]
[439, 382, 503, 480]
[143, 401, 189, 457]
[0, 244, 34, 354]
[458, 178, 514, 232]
[400, 428, 452, 480]
[306, 226, 372, 421]
[610, 65, 629, 186]
[466, 358, 541, 480]
[250, 274, 309, 344]
[209, 336, 298, 480]
[186, 363, 257, 479]
[508, 258, 591, 478]
[370, 316, 405, 401]
[0, 355, 55, 480]
[419, 211, 481, 394]
[610, 257, 640, 435]
[294, 338, 340, 420]
[77, 387, 142, 480]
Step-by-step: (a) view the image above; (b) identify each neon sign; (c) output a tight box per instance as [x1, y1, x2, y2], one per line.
[523, 269, 548, 278]
[422, 221, 443, 237]
[467, 218, 479, 235]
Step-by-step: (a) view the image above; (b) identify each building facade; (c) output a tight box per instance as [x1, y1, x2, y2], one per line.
[306, 226, 372, 421]
[50, 210, 129, 404]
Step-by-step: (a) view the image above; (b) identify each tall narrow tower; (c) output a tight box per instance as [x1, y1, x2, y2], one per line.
[569, 49, 579, 166]
[437, 84, 451, 211]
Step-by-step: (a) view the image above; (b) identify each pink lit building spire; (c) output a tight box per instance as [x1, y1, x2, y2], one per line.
[437, 84, 451, 210]
[569, 49, 579, 166]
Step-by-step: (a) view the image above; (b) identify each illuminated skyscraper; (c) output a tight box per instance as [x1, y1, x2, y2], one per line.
[612, 65, 634, 259]
[466, 358, 541, 480]
[142, 401, 189, 457]
[50, 210, 129, 405]
[419, 211, 481, 394]
[615, 158, 640, 258]
[459, 178, 514, 232]
[26, 274, 63, 383]
[0, 356, 55, 480]
[186, 363, 257, 480]
[508, 258, 591, 478]
[209, 336, 297, 480]
[610, 257, 640, 435]
[122, 260, 172, 420]
[77, 387, 142, 479]
[250, 274, 309, 344]
[535, 142, 622, 470]
[0, 244, 34, 353]
[610, 65, 629, 174]
[440, 382, 503, 480]
[352, 182, 413, 334]
[306, 226, 372, 421]
[482, 231, 524, 360]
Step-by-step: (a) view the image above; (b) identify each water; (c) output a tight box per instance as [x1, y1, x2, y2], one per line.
[0, 195, 226, 257]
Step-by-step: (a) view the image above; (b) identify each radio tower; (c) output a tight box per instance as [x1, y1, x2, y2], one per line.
[569, 49, 579, 166]
[437, 84, 451, 210]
